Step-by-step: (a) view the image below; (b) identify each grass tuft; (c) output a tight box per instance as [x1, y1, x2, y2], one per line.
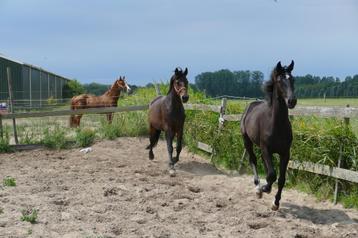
[20, 208, 38, 223]
[3, 176, 16, 187]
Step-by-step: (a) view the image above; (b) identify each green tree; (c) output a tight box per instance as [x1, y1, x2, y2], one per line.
[62, 79, 85, 98]
[83, 82, 110, 95]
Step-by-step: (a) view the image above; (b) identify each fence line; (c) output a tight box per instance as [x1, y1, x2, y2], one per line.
[288, 160, 358, 184]
[0, 97, 357, 204]
[0, 105, 149, 120]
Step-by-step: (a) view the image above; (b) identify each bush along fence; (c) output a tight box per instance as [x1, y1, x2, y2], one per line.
[185, 99, 358, 206]
[0, 94, 358, 206]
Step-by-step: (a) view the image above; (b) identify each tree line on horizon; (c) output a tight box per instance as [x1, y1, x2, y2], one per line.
[195, 70, 358, 98]
[64, 71, 358, 99]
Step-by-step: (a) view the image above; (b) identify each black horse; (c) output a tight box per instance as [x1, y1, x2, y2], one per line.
[146, 67, 189, 176]
[241, 61, 297, 210]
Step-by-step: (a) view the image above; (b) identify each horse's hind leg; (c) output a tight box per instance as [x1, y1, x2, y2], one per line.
[147, 125, 160, 160]
[243, 134, 261, 198]
[107, 113, 113, 124]
[73, 114, 82, 127]
[165, 130, 176, 177]
[272, 152, 289, 211]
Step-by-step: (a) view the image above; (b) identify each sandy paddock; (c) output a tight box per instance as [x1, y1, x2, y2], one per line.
[0, 137, 358, 238]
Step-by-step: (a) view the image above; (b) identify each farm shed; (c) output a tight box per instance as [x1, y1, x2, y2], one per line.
[0, 54, 70, 109]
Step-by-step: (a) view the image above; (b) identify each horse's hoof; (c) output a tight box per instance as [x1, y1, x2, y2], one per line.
[173, 156, 179, 164]
[261, 185, 271, 194]
[271, 201, 279, 211]
[169, 169, 176, 177]
[149, 151, 154, 160]
[255, 187, 263, 199]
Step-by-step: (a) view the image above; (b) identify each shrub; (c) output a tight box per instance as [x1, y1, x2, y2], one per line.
[75, 128, 96, 147]
[100, 122, 120, 140]
[3, 176, 16, 187]
[42, 126, 67, 149]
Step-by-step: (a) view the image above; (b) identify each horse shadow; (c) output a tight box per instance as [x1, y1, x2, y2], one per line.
[177, 161, 223, 176]
[280, 202, 358, 225]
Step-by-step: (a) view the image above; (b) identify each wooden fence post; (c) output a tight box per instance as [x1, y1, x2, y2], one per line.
[333, 104, 350, 204]
[210, 98, 227, 160]
[6, 67, 19, 144]
[154, 84, 161, 96]
[333, 144, 342, 204]
[0, 114, 3, 139]
[218, 98, 227, 130]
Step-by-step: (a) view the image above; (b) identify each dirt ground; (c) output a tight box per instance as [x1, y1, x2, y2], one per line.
[0, 137, 358, 238]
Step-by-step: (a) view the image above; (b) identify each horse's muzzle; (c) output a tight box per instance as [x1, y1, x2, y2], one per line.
[182, 95, 189, 103]
[287, 98, 297, 109]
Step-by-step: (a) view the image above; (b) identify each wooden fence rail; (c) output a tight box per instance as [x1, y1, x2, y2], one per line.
[288, 160, 358, 184]
[0, 105, 149, 120]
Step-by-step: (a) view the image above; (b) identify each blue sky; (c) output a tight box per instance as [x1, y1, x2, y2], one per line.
[1, 0, 357, 85]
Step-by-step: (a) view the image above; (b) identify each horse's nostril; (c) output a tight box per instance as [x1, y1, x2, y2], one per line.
[182, 95, 189, 102]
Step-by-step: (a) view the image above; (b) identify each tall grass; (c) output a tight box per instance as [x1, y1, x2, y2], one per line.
[0, 128, 12, 153]
[42, 125, 67, 149]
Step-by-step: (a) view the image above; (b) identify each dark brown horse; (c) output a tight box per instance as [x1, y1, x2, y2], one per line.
[241, 61, 296, 210]
[69, 77, 131, 127]
[146, 67, 189, 176]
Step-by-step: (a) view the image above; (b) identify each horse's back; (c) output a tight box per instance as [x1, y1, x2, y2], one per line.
[149, 96, 164, 106]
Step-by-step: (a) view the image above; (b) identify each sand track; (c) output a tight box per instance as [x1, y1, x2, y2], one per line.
[0, 137, 358, 238]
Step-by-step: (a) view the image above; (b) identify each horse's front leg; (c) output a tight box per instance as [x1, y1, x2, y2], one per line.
[165, 130, 176, 177]
[272, 152, 290, 211]
[261, 148, 277, 194]
[173, 130, 183, 164]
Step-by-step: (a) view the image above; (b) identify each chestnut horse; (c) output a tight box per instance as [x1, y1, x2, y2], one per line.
[146, 67, 189, 176]
[241, 61, 297, 210]
[69, 77, 131, 127]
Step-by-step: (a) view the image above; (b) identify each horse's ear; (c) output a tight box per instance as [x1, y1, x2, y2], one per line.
[276, 61, 283, 72]
[287, 60, 294, 72]
[175, 68, 180, 75]
[184, 67, 188, 76]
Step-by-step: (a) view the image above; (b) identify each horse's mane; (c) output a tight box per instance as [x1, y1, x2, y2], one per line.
[262, 68, 278, 106]
[104, 80, 120, 96]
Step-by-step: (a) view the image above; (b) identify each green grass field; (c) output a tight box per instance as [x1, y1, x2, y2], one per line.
[297, 98, 358, 107]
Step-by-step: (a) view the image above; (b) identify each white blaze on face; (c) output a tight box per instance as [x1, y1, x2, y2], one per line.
[286, 74, 290, 79]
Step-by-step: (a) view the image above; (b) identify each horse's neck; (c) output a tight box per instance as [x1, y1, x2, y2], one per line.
[104, 87, 120, 98]
[166, 89, 182, 109]
[271, 85, 289, 126]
